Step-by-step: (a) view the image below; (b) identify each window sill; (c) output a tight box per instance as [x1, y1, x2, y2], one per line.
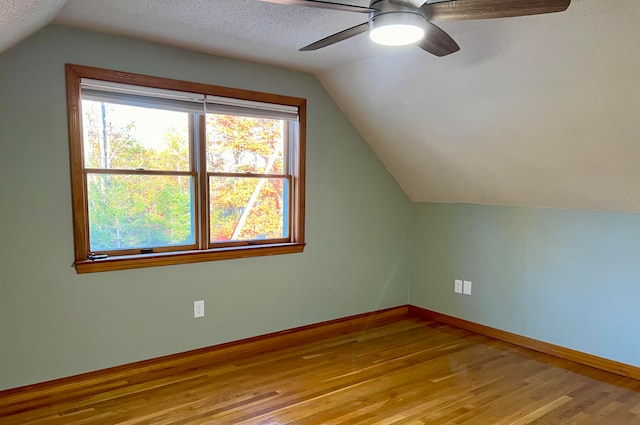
[74, 243, 306, 274]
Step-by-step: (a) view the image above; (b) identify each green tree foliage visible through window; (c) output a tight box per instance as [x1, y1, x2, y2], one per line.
[81, 100, 291, 252]
[83, 101, 194, 251]
[87, 174, 194, 250]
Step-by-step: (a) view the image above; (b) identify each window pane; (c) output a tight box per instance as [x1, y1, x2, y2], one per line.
[210, 176, 288, 242]
[87, 174, 195, 251]
[206, 114, 284, 174]
[82, 100, 190, 171]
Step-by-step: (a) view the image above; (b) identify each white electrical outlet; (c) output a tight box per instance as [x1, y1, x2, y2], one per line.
[463, 280, 472, 296]
[454, 279, 463, 294]
[194, 300, 205, 318]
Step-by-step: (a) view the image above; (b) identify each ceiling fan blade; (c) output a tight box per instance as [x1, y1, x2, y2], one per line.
[300, 22, 369, 51]
[423, 0, 571, 21]
[417, 21, 460, 56]
[257, 0, 377, 13]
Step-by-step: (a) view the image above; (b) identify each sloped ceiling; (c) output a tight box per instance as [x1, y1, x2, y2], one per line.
[3, 0, 640, 212]
[0, 0, 67, 51]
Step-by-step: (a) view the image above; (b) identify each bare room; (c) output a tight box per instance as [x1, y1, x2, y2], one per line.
[1, 0, 639, 423]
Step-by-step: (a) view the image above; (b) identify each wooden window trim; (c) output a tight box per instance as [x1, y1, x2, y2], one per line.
[66, 64, 306, 273]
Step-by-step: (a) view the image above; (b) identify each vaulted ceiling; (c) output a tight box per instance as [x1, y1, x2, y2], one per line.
[3, 0, 639, 212]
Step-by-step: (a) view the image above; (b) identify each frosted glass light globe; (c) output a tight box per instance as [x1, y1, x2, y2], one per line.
[369, 12, 427, 46]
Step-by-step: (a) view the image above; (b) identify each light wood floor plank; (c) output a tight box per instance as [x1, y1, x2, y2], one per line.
[2, 316, 640, 424]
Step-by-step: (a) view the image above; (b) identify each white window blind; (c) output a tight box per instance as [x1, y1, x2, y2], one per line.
[80, 78, 299, 121]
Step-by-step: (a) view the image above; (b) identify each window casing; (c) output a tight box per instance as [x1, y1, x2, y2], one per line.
[66, 64, 306, 273]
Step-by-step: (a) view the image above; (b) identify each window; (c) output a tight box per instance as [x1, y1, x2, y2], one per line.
[66, 64, 306, 273]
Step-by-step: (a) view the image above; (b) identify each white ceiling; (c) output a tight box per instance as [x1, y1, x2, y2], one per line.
[0, 0, 67, 51]
[3, 0, 640, 212]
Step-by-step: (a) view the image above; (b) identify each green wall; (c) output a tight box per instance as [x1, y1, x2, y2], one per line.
[411, 202, 640, 367]
[0, 25, 413, 391]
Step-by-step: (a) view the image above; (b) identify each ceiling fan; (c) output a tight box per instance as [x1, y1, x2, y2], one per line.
[257, 0, 571, 57]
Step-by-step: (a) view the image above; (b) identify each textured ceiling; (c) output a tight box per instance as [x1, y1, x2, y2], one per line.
[0, 0, 67, 51]
[3, 0, 640, 212]
[55, 0, 374, 72]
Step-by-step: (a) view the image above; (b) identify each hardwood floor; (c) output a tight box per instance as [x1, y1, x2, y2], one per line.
[2, 316, 640, 424]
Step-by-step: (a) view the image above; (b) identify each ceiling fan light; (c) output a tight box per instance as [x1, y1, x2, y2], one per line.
[369, 12, 427, 47]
